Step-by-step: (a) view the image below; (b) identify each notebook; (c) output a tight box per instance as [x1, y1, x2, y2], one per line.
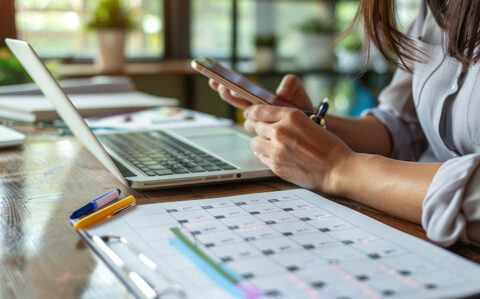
[77, 189, 480, 299]
[0, 124, 25, 147]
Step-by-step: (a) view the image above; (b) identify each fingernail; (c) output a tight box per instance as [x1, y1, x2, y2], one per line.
[276, 77, 288, 94]
[276, 88, 288, 96]
[276, 82, 286, 94]
[243, 109, 249, 118]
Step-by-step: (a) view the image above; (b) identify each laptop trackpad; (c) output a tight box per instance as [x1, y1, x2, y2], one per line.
[188, 133, 251, 153]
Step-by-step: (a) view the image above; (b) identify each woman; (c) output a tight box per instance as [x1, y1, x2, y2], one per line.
[209, 0, 480, 247]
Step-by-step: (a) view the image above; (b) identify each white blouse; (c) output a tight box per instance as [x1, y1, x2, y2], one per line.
[367, 1, 480, 247]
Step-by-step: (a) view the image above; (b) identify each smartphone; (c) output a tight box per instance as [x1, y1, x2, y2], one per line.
[191, 57, 294, 107]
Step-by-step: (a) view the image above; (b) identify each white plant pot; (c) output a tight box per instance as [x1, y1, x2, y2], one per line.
[295, 33, 336, 70]
[95, 29, 126, 74]
[253, 47, 275, 72]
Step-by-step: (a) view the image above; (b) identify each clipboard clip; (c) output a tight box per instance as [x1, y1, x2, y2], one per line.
[92, 234, 186, 298]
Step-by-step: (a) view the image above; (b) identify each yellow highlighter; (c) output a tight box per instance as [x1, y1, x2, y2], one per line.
[74, 195, 136, 230]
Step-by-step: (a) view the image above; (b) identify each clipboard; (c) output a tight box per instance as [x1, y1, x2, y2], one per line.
[75, 228, 185, 299]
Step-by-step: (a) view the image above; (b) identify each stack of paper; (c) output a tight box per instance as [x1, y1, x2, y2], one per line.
[0, 92, 178, 122]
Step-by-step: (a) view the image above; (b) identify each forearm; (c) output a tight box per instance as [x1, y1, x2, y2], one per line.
[329, 153, 442, 223]
[326, 114, 392, 156]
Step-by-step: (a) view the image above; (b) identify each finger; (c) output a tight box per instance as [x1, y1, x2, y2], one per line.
[244, 104, 299, 123]
[231, 90, 242, 98]
[243, 118, 257, 133]
[275, 74, 314, 112]
[209, 79, 219, 90]
[218, 84, 230, 100]
[251, 136, 274, 159]
[252, 149, 272, 169]
[217, 85, 252, 109]
[255, 150, 272, 168]
[276, 74, 300, 98]
[244, 119, 274, 139]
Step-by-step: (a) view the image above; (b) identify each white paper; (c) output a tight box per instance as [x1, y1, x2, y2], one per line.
[86, 107, 233, 132]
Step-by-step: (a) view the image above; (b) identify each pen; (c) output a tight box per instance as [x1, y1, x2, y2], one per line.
[70, 189, 121, 219]
[74, 195, 136, 230]
[310, 97, 329, 127]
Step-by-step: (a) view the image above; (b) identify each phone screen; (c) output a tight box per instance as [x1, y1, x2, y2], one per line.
[194, 57, 279, 105]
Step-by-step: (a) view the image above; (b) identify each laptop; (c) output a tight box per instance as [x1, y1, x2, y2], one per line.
[6, 38, 274, 189]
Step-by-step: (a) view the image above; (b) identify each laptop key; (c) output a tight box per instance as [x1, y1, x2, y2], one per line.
[172, 168, 189, 174]
[218, 163, 237, 170]
[206, 157, 222, 163]
[152, 156, 167, 161]
[154, 169, 174, 176]
[204, 165, 222, 171]
[187, 167, 206, 173]
[148, 165, 167, 170]
[145, 171, 156, 176]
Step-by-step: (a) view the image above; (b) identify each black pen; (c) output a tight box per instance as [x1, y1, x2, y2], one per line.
[317, 98, 329, 118]
[307, 97, 329, 127]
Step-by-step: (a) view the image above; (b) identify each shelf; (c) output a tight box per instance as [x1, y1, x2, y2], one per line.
[57, 58, 389, 79]
[57, 60, 196, 77]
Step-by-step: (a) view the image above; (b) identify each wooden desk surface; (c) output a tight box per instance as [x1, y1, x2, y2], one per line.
[1, 126, 479, 298]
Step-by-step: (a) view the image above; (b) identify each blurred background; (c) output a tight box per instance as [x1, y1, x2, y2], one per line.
[0, 0, 419, 121]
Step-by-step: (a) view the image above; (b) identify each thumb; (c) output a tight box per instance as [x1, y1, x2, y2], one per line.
[275, 74, 314, 111]
[276, 74, 300, 99]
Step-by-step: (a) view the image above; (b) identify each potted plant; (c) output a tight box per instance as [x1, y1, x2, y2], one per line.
[295, 18, 337, 70]
[86, 0, 135, 74]
[0, 48, 31, 86]
[253, 33, 277, 72]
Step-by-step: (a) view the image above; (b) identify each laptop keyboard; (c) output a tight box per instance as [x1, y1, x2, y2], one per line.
[99, 131, 237, 176]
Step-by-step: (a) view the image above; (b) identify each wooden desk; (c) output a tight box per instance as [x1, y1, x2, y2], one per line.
[1, 126, 479, 298]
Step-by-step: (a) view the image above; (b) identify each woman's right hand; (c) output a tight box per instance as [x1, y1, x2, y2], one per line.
[208, 74, 314, 112]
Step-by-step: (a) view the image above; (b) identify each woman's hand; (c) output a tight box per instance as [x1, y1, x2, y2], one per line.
[243, 104, 353, 194]
[208, 74, 314, 111]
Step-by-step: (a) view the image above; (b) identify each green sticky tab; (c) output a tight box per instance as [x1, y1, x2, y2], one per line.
[170, 227, 238, 283]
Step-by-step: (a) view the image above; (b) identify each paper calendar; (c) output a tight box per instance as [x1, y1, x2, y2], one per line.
[80, 189, 480, 299]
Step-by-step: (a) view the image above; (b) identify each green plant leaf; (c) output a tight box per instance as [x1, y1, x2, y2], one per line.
[86, 0, 136, 30]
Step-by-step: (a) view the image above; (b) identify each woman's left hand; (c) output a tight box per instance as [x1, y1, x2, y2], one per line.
[244, 104, 353, 194]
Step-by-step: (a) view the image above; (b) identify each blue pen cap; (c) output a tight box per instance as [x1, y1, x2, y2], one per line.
[70, 203, 95, 219]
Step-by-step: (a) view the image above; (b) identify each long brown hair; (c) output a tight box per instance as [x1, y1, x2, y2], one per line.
[351, 0, 480, 71]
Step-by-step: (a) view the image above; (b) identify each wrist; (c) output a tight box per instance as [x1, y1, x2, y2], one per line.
[324, 152, 364, 197]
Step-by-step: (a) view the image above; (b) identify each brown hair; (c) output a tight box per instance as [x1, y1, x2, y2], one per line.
[350, 0, 480, 71]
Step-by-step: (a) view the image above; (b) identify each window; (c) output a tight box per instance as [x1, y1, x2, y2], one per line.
[190, 0, 232, 58]
[189, 0, 419, 61]
[12, 0, 419, 61]
[237, 0, 332, 59]
[15, 0, 164, 59]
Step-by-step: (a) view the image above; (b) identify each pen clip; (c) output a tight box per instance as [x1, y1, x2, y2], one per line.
[113, 202, 136, 216]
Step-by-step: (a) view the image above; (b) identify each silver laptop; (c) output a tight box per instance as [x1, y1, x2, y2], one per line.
[6, 38, 274, 189]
